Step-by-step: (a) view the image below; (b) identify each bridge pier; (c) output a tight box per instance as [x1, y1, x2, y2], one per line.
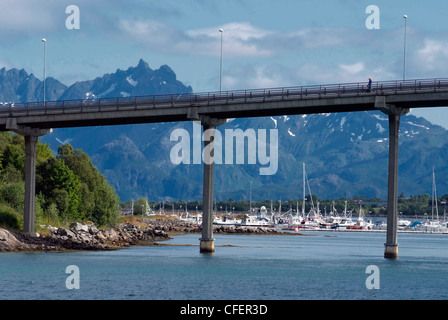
[23, 135, 38, 236]
[198, 117, 226, 254]
[6, 119, 51, 236]
[376, 97, 410, 259]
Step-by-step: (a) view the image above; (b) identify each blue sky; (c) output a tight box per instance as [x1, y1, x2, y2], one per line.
[1, 0, 448, 127]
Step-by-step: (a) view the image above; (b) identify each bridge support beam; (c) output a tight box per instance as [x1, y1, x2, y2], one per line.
[6, 119, 51, 236]
[24, 135, 38, 236]
[376, 97, 410, 259]
[199, 117, 226, 254]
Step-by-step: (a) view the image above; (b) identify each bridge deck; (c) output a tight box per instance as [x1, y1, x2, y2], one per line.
[0, 78, 448, 129]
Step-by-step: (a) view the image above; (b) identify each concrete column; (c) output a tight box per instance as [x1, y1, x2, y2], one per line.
[5, 118, 51, 236]
[23, 135, 38, 236]
[200, 122, 216, 253]
[375, 98, 410, 259]
[384, 114, 400, 259]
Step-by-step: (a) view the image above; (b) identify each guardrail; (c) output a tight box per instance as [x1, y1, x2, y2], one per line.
[1, 78, 448, 117]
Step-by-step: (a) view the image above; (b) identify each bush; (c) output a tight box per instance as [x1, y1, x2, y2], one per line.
[0, 205, 21, 229]
[0, 182, 24, 212]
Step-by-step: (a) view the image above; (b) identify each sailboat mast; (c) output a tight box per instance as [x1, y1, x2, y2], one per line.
[344, 200, 347, 218]
[302, 162, 306, 215]
[432, 166, 439, 220]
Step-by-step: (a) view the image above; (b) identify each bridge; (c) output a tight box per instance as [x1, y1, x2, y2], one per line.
[2, 77, 448, 259]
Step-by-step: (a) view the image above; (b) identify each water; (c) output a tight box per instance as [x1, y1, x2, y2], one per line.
[0, 231, 447, 300]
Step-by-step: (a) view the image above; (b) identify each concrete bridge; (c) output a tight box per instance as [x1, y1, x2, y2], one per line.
[2, 77, 448, 259]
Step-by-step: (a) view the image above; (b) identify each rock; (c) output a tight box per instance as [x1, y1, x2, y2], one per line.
[89, 225, 99, 235]
[70, 222, 89, 233]
[0, 228, 30, 251]
[57, 227, 77, 239]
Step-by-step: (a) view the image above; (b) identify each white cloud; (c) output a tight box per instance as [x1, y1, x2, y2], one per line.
[219, 59, 400, 92]
[416, 39, 448, 71]
[340, 62, 365, 75]
[0, 0, 59, 35]
[117, 20, 274, 57]
[116, 19, 365, 59]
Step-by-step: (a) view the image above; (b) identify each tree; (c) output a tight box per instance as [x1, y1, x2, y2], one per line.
[1, 144, 25, 174]
[56, 143, 119, 226]
[36, 157, 83, 221]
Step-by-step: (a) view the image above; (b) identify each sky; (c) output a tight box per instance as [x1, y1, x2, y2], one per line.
[1, 0, 448, 127]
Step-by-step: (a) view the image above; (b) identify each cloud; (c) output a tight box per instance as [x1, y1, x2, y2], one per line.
[117, 20, 274, 57]
[222, 64, 295, 90]
[0, 0, 60, 36]
[219, 60, 399, 91]
[116, 19, 365, 59]
[416, 39, 448, 71]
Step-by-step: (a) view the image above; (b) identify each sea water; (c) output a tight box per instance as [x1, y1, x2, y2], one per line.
[0, 231, 447, 300]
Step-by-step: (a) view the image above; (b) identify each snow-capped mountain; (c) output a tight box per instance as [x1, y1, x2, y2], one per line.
[1, 60, 447, 201]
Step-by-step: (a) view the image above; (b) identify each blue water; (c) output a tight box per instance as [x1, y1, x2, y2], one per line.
[0, 231, 447, 300]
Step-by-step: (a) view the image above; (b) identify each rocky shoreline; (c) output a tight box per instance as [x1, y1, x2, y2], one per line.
[0, 221, 171, 252]
[0, 218, 287, 253]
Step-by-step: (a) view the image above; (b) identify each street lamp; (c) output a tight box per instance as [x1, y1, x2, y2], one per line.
[403, 15, 408, 81]
[219, 28, 223, 92]
[41, 38, 46, 103]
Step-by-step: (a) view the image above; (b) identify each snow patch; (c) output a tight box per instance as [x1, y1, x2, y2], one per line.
[126, 76, 138, 87]
[372, 114, 388, 121]
[341, 117, 347, 132]
[120, 92, 130, 97]
[376, 123, 385, 133]
[270, 117, 277, 129]
[288, 128, 295, 137]
[406, 121, 429, 130]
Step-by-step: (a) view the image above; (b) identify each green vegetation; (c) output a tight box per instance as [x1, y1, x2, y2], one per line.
[0, 203, 21, 230]
[0, 132, 119, 231]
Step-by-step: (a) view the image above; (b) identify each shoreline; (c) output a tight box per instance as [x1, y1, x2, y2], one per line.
[2, 217, 447, 253]
[0, 218, 293, 253]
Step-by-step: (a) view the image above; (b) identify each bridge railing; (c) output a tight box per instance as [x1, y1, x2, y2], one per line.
[1, 78, 448, 117]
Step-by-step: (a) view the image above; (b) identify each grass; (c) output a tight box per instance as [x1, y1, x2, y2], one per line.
[0, 203, 22, 231]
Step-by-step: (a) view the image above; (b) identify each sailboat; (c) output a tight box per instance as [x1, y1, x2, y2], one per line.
[350, 202, 374, 230]
[417, 167, 444, 232]
[298, 163, 324, 230]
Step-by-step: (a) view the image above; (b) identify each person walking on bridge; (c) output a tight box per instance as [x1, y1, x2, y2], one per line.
[367, 78, 372, 92]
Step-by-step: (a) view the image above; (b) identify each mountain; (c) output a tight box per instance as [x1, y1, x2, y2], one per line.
[0, 67, 66, 103]
[1, 60, 448, 201]
[58, 59, 191, 101]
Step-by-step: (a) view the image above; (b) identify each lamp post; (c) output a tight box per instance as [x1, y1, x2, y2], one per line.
[403, 15, 407, 81]
[219, 28, 223, 92]
[41, 38, 46, 103]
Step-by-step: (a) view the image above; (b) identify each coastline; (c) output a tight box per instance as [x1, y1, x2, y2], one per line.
[0, 218, 291, 253]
